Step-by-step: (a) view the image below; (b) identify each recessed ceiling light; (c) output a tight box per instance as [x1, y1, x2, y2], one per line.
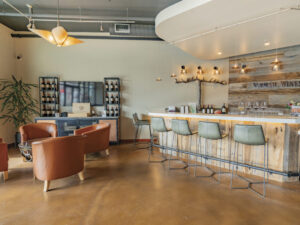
[217, 52, 222, 55]
[264, 42, 270, 46]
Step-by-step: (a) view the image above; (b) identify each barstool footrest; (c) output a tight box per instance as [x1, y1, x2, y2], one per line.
[231, 174, 267, 198]
[149, 158, 168, 163]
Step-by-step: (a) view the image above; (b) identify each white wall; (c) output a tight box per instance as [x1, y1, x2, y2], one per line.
[14, 37, 229, 140]
[0, 24, 17, 143]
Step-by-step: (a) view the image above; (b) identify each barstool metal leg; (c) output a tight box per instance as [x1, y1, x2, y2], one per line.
[231, 141, 269, 198]
[134, 126, 139, 145]
[187, 135, 192, 175]
[218, 139, 222, 182]
[230, 142, 237, 189]
[194, 137, 199, 177]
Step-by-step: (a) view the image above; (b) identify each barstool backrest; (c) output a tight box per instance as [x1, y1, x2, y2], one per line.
[151, 117, 168, 132]
[171, 119, 192, 136]
[234, 124, 266, 146]
[198, 121, 222, 140]
[132, 113, 139, 125]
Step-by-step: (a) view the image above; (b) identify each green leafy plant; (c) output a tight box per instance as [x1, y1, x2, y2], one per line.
[0, 75, 39, 129]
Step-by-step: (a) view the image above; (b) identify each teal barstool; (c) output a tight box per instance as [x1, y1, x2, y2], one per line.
[149, 117, 170, 163]
[132, 113, 151, 150]
[170, 119, 197, 173]
[194, 121, 228, 181]
[231, 124, 269, 198]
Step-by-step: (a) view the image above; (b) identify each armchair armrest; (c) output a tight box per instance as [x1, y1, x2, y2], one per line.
[74, 126, 94, 135]
[32, 135, 86, 181]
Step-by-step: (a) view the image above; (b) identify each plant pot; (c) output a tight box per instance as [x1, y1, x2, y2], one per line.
[15, 132, 21, 148]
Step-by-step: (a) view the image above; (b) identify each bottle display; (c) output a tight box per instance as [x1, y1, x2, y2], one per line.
[39, 77, 59, 117]
[104, 78, 120, 118]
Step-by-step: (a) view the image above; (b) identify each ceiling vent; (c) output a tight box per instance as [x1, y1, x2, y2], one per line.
[114, 24, 130, 34]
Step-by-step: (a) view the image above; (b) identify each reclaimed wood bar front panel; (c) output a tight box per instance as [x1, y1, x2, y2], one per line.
[155, 115, 300, 182]
[229, 45, 300, 110]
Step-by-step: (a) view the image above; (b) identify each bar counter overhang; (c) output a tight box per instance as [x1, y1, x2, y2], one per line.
[149, 112, 300, 182]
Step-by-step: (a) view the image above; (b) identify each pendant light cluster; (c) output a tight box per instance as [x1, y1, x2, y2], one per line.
[27, 1, 83, 47]
[165, 65, 226, 85]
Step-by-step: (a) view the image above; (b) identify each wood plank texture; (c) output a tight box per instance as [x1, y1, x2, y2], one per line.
[229, 45, 300, 110]
[160, 116, 299, 182]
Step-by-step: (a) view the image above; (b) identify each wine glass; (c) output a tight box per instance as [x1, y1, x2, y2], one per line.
[254, 101, 260, 115]
[261, 101, 268, 115]
[238, 102, 245, 115]
[246, 101, 252, 114]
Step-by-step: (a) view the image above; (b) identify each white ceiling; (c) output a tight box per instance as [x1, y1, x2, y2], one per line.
[155, 0, 300, 60]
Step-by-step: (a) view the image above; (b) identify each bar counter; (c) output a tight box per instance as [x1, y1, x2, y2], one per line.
[149, 112, 300, 182]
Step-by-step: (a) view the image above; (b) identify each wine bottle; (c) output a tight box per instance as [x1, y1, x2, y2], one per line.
[206, 105, 210, 114]
[105, 93, 109, 103]
[105, 81, 109, 91]
[210, 105, 214, 114]
[41, 78, 46, 89]
[115, 107, 119, 117]
[46, 93, 51, 103]
[115, 81, 119, 91]
[109, 81, 114, 91]
[42, 92, 46, 103]
[110, 94, 114, 104]
[110, 107, 114, 117]
[202, 105, 206, 114]
[221, 104, 227, 114]
[46, 79, 51, 90]
[115, 94, 119, 104]
[51, 79, 56, 90]
[106, 106, 110, 117]
[52, 92, 56, 102]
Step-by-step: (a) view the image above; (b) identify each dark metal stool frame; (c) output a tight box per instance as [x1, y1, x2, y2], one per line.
[149, 117, 170, 163]
[230, 124, 269, 198]
[169, 119, 197, 172]
[132, 113, 152, 150]
[194, 121, 230, 182]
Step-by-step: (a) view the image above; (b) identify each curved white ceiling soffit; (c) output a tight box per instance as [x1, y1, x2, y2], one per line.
[155, 0, 300, 60]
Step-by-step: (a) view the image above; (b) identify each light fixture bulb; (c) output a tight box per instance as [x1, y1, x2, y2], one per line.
[180, 65, 186, 75]
[197, 66, 203, 75]
[213, 66, 219, 75]
[217, 52, 222, 55]
[51, 26, 68, 46]
[264, 42, 270, 46]
[271, 57, 281, 71]
[272, 64, 279, 71]
[241, 64, 247, 74]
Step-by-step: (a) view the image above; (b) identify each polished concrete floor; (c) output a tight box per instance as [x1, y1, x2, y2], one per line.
[0, 144, 299, 225]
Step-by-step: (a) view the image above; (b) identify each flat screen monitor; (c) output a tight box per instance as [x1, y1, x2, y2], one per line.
[59, 81, 104, 106]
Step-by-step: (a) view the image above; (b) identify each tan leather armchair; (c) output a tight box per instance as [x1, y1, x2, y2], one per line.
[74, 123, 111, 155]
[32, 135, 86, 192]
[19, 123, 58, 144]
[0, 138, 8, 182]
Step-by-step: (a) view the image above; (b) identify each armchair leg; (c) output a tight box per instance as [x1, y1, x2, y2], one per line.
[3, 171, 8, 181]
[105, 149, 110, 156]
[78, 171, 84, 181]
[44, 181, 50, 192]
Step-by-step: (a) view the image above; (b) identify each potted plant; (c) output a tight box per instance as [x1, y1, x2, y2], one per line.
[0, 75, 39, 146]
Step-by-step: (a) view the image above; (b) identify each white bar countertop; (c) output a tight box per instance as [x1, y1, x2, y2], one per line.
[148, 112, 300, 124]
